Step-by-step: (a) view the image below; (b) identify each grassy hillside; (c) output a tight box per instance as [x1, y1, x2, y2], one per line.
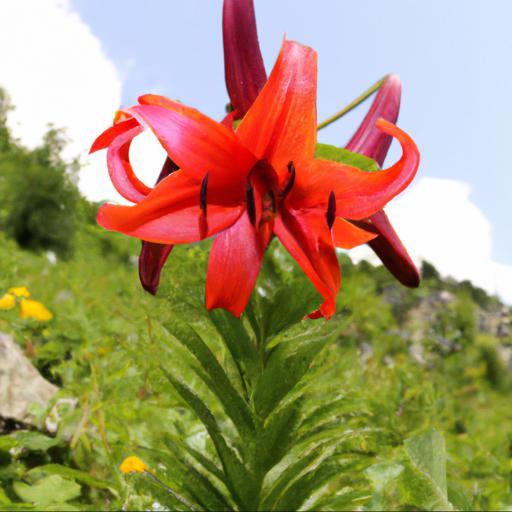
[0, 92, 511, 510]
[0, 224, 510, 510]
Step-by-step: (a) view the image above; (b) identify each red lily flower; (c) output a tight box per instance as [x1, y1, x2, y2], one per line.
[91, 40, 419, 319]
[345, 74, 420, 287]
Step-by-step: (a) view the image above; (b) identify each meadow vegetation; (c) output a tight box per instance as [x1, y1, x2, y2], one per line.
[0, 92, 511, 510]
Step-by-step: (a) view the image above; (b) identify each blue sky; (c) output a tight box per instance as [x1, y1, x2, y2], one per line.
[2, 0, 510, 299]
[74, 0, 510, 264]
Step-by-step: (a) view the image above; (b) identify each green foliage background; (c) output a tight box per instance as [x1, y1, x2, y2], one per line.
[0, 91, 511, 510]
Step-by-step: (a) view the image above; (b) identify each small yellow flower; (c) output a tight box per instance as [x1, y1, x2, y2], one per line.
[0, 293, 16, 310]
[19, 299, 53, 321]
[120, 456, 148, 474]
[8, 286, 31, 298]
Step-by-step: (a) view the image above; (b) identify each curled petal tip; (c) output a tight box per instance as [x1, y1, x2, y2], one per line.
[375, 118, 420, 166]
[139, 241, 173, 295]
[362, 209, 420, 288]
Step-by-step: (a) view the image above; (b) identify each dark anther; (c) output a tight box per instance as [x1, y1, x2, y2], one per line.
[326, 191, 336, 229]
[200, 173, 209, 216]
[246, 179, 256, 226]
[280, 161, 296, 198]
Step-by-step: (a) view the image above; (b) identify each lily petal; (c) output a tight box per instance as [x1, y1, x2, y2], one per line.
[351, 211, 420, 287]
[97, 170, 244, 244]
[132, 96, 256, 182]
[332, 217, 377, 249]
[292, 119, 420, 220]
[344, 75, 419, 287]
[139, 242, 174, 295]
[275, 209, 340, 319]
[237, 40, 317, 180]
[90, 117, 152, 203]
[223, 0, 267, 117]
[138, 157, 179, 294]
[206, 211, 272, 317]
[346, 74, 401, 167]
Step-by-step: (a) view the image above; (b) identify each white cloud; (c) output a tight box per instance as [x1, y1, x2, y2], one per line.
[0, 0, 126, 201]
[350, 177, 512, 304]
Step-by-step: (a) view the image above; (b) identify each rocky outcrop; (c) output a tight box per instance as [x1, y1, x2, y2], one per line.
[0, 333, 58, 423]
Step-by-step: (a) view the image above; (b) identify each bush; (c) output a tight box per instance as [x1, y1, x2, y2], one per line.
[0, 89, 82, 258]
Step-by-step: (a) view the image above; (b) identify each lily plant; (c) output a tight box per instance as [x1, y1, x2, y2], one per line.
[91, 1, 421, 509]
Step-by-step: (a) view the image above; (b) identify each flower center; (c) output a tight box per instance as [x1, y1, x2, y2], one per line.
[246, 159, 283, 227]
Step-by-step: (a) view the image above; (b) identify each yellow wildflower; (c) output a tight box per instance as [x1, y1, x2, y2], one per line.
[19, 299, 53, 321]
[120, 456, 148, 474]
[8, 286, 31, 298]
[0, 293, 16, 310]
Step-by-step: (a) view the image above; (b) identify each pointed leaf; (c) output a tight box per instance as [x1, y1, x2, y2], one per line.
[161, 369, 259, 509]
[163, 317, 255, 438]
[253, 321, 341, 419]
[255, 396, 303, 475]
[208, 309, 261, 387]
[272, 459, 351, 511]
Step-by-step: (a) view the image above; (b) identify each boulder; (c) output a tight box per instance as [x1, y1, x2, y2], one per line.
[0, 333, 58, 423]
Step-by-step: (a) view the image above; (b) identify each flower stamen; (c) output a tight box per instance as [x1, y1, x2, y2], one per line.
[199, 172, 209, 216]
[326, 191, 336, 229]
[246, 178, 256, 225]
[280, 161, 296, 198]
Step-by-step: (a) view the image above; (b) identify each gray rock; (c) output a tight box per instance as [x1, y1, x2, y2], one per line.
[0, 333, 58, 423]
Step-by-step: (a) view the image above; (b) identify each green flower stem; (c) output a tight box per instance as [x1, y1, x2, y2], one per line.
[317, 77, 385, 131]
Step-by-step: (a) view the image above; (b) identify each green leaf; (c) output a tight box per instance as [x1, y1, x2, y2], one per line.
[163, 317, 255, 438]
[365, 461, 404, 492]
[14, 432, 60, 452]
[272, 459, 350, 511]
[247, 248, 321, 345]
[401, 428, 453, 511]
[314, 143, 379, 171]
[297, 396, 367, 434]
[260, 449, 320, 511]
[147, 442, 232, 511]
[255, 396, 302, 475]
[208, 309, 261, 386]
[253, 321, 341, 419]
[364, 462, 404, 511]
[13, 475, 81, 506]
[26, 464, 116, 493]
[310, 490, 372, 511]
[164, 436, 227, 486]
[447, 481, 473, 512]
[161, 368, 259, 510]
[131, 443, 231, 511]
[0, 488, 11, 506]
[0, 435, 18, 451]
